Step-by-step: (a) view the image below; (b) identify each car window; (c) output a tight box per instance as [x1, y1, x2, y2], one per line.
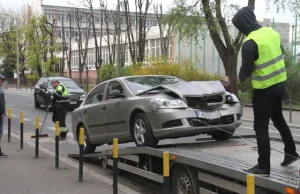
[84, 83, 107, 105]
[106, 81, 124, 100]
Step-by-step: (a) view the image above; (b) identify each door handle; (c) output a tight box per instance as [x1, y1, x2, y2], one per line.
[83, 110, 87, 114]
[102, 105, 106, 110]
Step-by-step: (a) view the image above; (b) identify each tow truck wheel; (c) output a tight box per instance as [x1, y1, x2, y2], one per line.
[77, 125, 96, 154]
[171, 165, 199, 194]
[211, 129, 235, 141]
[132, 113, 159, 148]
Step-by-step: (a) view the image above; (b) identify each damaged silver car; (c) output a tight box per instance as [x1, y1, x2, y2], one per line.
[71, 75, 242, 153]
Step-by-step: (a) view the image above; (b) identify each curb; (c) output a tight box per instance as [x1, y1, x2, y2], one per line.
[241, 118, 300, 129]
[7, 131, 141, 194]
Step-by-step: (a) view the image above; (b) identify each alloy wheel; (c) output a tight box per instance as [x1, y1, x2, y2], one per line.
[134, 119, 146, 145]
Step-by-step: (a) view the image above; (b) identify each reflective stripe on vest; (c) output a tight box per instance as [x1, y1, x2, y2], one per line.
[244, 27, 287, 89]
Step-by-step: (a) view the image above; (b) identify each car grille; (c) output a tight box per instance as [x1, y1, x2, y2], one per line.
[185, 93, 224, 110]
[69, 94, 80, 101]
[187, 115, 235, 127]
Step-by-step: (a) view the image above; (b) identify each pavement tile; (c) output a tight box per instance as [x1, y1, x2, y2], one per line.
[0, 134, 127, 194]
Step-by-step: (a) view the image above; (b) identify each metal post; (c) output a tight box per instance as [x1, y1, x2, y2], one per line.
[163, 152, 170, 194]
[116, 0, 121, 77]
[247, 174, 255, 194]
[55, 121, 59, 169]
[240, 93, 244, 116]
[113, 138, 118, 194]
[35, 116, 39, 158]
[20, 111, 24, 149]
[289, 95, 292, 123]
[79, 128, 84, 182]
[7, 108, 11, 142]
[294, 14, 298, 66]
[16, 18, 20, 89]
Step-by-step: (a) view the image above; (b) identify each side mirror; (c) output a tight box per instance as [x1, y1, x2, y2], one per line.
[39, 84, 47, 91]
[108, 89, 125, 99]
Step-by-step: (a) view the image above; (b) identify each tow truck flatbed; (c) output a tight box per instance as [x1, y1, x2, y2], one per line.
[69, 136, 300, 193]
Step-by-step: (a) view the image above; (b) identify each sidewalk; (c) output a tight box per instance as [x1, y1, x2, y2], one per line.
[242, 106, 300, 128]
[0, 134, 131, 194]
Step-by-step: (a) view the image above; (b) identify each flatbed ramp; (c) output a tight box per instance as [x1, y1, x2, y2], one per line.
[69, 137, 300, 193]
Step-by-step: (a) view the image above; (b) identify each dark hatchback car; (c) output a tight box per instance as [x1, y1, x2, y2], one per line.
[34, 76, 87, 110]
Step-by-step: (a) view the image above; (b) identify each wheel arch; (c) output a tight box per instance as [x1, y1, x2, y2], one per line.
[129, 108, 146, 138]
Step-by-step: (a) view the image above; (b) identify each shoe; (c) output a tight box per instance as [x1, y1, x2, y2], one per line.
[0, 147, 8, 158]
[281, 152, 300, 166]
[243, 165, 270, 177]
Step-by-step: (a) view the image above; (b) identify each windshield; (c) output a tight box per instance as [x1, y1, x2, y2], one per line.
[124, 76, 184, 94]
[48, 79, 79, 89]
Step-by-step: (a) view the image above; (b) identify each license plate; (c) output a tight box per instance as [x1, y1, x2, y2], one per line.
[195, 110, 221, 119]
[70, 101, 77, 104]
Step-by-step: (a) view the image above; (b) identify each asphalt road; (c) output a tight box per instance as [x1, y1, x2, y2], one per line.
[4, 90, 300, 193]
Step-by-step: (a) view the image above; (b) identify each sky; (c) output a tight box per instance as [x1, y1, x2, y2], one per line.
[0, 0, 297, 25]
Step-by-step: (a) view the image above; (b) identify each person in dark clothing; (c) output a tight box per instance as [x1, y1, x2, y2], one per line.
[232, 6, 299, 177]
[0, 74, 7, 157]
[50, 80, 70, 140]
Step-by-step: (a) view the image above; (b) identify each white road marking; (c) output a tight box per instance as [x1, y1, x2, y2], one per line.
[10, 114, 30, 121]
[240, 126, 300, 137]
[32, 122, 43, 125]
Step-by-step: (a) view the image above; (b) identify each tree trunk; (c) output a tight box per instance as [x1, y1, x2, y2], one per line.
[223, 49, 238, 95]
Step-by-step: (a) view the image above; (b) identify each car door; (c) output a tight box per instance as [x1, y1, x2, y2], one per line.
[36, 78, 46, 104]
[81, 83, 107, 141]
[102, 81, 128, 139]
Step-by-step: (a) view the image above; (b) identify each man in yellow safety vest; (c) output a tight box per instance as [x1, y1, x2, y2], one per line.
[50, 79, 70, 140]
[232, 6, 299, 177]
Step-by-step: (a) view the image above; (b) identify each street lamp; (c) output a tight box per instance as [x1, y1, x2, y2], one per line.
[3, 13, 20, 88]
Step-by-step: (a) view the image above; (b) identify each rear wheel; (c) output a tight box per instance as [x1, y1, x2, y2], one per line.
[211, 129, 235, 141]
[77, 125, 96, 154]
[132, 113, 158, 147]
[34, 96, 41, 108]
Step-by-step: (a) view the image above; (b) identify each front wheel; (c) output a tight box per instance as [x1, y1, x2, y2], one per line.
[211, 129, 235, 141]
[77, 125, 96, 154]
[132, 113, 159, 147]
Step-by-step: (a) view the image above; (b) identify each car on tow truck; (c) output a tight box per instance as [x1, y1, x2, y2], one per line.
[71, 75, 242, 153]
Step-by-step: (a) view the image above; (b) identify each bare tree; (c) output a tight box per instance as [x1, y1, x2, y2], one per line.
[122, 0, 152, 67]
[153, 3, 177, 59]
[103, 2, 117, 65]
[74, 8, 92, 87]
[80, 0, 104, 84]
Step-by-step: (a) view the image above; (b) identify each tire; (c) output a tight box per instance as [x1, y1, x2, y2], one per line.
[171, 165, 199, 194]
[132, 113, 159, 147]
[77, 125, 96, 154]
[211, 129, 235, 141]
[34, 96, 41, 108]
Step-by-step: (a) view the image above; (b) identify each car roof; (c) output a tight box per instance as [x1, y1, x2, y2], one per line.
[41, 76, 73, 80]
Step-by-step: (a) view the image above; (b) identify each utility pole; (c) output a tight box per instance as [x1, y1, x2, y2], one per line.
[117, 0, 121, 77]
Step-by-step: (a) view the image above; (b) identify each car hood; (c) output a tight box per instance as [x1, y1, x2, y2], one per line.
[138, 81, 225, 97]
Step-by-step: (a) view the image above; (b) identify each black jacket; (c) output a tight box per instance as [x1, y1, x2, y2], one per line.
[232, 6, 284, 81]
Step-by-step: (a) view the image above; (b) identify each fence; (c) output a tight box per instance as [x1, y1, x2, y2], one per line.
[240, 93, 300, 124]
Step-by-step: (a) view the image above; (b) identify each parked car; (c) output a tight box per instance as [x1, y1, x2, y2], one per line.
[71, 75, 242, 153]
[34, 76, 87, 110]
